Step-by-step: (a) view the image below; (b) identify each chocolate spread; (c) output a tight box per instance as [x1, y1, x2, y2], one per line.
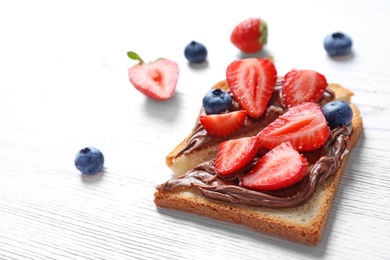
[175, 81, 334, 157]
[157, 124, 351, 208]
[157, 82, 351, 208]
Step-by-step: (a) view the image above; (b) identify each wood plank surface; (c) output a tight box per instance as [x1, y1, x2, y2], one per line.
[0, 0, 389, 259]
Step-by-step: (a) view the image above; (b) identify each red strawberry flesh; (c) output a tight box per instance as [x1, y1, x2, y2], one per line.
[200, 110, 247, 138]
[241, 142, 308, 191]
[226, 58, 277, 118]
[282, 69, 327, 107]
[216, 136, 260, 176]
[257, 102, 330, 152]
[128, 59, 179, 101]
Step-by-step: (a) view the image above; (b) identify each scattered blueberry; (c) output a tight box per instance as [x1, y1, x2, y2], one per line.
[202, 89, 232, 114]
[322, 100, 353, 129]
[323, 32, 353, 56]
[75, 147, 104, 175]
[184, 41, 208, 63]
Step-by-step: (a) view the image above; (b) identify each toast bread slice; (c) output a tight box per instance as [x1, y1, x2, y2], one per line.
[156, 83, 363, 245]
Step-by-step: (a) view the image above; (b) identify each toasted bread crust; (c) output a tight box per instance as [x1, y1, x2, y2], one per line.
[157, 85, 363, 245]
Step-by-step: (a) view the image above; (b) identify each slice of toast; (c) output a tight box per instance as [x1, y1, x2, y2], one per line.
[155, 82, 363, 245]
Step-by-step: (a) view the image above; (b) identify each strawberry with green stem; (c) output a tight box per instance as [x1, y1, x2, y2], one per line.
[127, 51, 179, 101]
[230, 17, 268, 54]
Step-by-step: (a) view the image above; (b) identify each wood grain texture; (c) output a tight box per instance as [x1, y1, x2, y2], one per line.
[0, 0, 389, 259]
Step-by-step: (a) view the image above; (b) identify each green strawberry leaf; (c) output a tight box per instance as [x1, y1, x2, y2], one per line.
[259, 19, 268, 44]
[127, 51, 144, 63]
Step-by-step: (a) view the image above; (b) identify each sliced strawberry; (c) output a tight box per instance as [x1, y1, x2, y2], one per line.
[200, 110, 247, 137]
[127, 52, 179, 101]
[241, 142, 308, 191]
[230, 17, 268, 54]
[282, 69, 327, 107]
[257, 102, 330, 152]
[226, 58, 277, 118]
[216, 136, 260, 176]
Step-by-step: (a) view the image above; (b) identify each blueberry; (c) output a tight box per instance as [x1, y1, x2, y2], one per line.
[202, 89, 232, 114]
[184, 41, 208, 63]
[75, 147, 104, 175]
[324, 32, 353, 56]
[322, 100, 353, 129]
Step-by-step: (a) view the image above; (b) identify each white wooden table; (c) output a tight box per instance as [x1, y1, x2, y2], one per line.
[1, 0, 389, 259]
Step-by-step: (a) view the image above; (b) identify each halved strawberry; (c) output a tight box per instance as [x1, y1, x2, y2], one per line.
[241, 142, 308, 191]
[257, 102, 330, 152]
[282, 69, 327, 107]
[127, 51, 179, 101]
[200, 110, 247, 137]
[226, 58, 277, 118]
[230, 17, 268, 54]
[216, 136, 260, 176]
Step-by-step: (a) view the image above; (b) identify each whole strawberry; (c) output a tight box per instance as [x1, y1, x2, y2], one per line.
[230, 17, 268, 54]
[127, 51, 179, 101]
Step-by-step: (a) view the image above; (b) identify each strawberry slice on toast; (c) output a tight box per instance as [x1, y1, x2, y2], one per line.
[282, 69, 327, 107]
[241, 142, 309, 191]
[226, 58, 277, 118]
[257, 102, 330, 152]
[215, 136, 260, 176]
[200, 110, 247, 138]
